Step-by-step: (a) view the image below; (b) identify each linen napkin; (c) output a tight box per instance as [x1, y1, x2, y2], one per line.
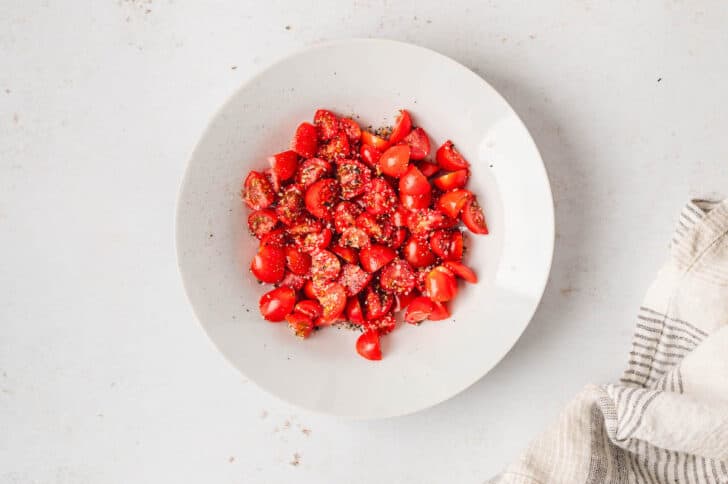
[489, 199, 728, 484]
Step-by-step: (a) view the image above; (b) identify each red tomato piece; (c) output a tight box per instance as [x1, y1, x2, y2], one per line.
[379, 259, 416, 295]
[311, 249, 341, 282]
[391, 227, 408, 249]
[286, 312, 314, 338]
[248, 209, 278, 239]
[250, 245, 286, 283]
[242, 171, 275, 210]
[364, 313, 396, 335]
[388, 109, 412, 145]
[400, 192, 432, 210]
[356, 330, 382, 360]
[436, 140, 470, 171]
[296, 228, 333, 253]
[378, 144, 410, 178]
[278, 271, 306, 290]
[339, 117, 362, 141]
[317, 282, 347, 320]
[285, 246, 311, 275]
[359, 144, 382, 167]
[404, 296, 436, 324]
[317, 131, 350, 160]
[433, 169, 469, 191]
[444, 261, 478, 283]
[392, 206, 409, 227]
[398, 164, 431, 196]
[260, 228, 289, 248]
[355, 212, 392, 243]
[336, 159, 371, 199]
[394, 290, 419, 312]
[428, 301, 450, 320]
[331, 244, 359, 265]
[296, 157, 331, 189]
[425, 266, 458, 302]
[334, 201, 362, 233]
[430, 230, 460, 261]
[294, 299, 323, 319]
[304, 178, 339, 220]
[361, 130, 389, 150]
[268, 150, 299, 181]
[338, 263, 373, 296]
[303, 280, 317, 300]
[275, 185, 304, 226]
[259, 287, 296, 322]
[436, 189, 473, 219]
[358, 244, 397, 272]
[264, 169, 281, 193]
[363, 287, 394, 320]
[418, 160, 440, 177]
[407, 209, 457, 236]
[340, 226, 370, 249]
[286, 215, 322, 235]
[313, 109, 339, 140]
[449, 230, 464, 261]
[403, 237, 437, 268]
[402, 127, 431, 160]
[462, 197, 489, 235]
[346, 296, 365, 325]
[291, 122, 319, 158]
[362, 178, 397, 215]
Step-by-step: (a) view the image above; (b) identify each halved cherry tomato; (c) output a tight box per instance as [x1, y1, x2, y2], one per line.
[294, 299, 323, 319]
[313, 109, 339, 140]
[379, 259, 416, 294]
[248, 209, 278, 238]
[304, 178, 339, 219]
[338, 263, 373, 296]
[303, 280, 317, 300]
[339, 117, 362, 141]
[444, 261, 478, 283]
[336, 159, 371, 199]
[391, 227, 407, 248]
[388, 109, 412, 145]
[425, 266, 458, 302]
[331, 244, 359, 264]
[363, 287, 394, 320]
[428, 301, 450, 320]
[318, 130, 350, 160]
[275, 185, 304, 226]
[436, 140, 470, 171]
[356, 330, 382, 360]
[285, 246, 311, 275]
[268, 150, 299, 181]
[437, 189, 473, 219]
[418, 160, 440, 177]
[340, 226, 370, 249]
[462, 197, 489, 235]
[449, 231, 464, 261]
[296, 157, 331, 188]
[334, 201, 362, 233]
[430, 230, 459, 261]
[400, 192, 431, 210]
[242, 171, 275, 210]
[362, 178, 397, 215]
[392, 206, 409, 227]
[359, 144, 382, 167]
[361, 130, 389, 150]
[407, 209, 456, 236]
[364, 314, 396, 335]
[402, 127, 431, 160]
[260, 228, 289, 248]
[346, 296, 365, 324]
[250, 245, 286, 283]
[398, 164, 430, 196]
[286, 312, 314, 338]
[404, 296, 435, 324]
[433, 169, 469, 191]
[311, 249, 341, 282]
[264, 169, 281, 193]
[355, 212, 390, 242]
[403, 237, 437, 268]
[286, 216, 322, 236]
[394, 290, 419, 312]
[259, 286, 296, 322]
[378, 145, 410, 178]
[291, 122, 319, 158]
[358, 244, 397, 272]
[317, 282, 347, 320]
[278, 271, 306, 290]
[297, 228, 332, 253]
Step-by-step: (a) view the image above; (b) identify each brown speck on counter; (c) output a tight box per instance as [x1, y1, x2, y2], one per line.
[145, 8, 151, 13]
[260, 410, 268, 419]
[13, 113, 19, 124]
[290, 453, 301, 466]
[231, 66, 237, 70]
[426, 19, 432, 23]
[301, 428, 311, 436]
[4, 89, 10, 94]
[285, 25, 291, 30]
[657, 77, 662, 83]
[209, 233, 214, 238]
[228, 456, 235, 463]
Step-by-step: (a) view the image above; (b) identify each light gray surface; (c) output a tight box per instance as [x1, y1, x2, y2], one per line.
[2, 1, 727, 483]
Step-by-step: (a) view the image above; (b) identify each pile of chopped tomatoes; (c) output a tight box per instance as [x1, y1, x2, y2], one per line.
[242, 109, 488, 360]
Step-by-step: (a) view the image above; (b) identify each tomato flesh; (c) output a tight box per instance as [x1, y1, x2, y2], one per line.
[336, 159, 371, 199]
[359, 244, 397, 273]
[388, 109, 412, 145]
[379, 259, 416, 295]
[433, 169, 469, 191]
[291, 122, 319, 158]
[242, 171, 275, 210]
[296, 157, 331, 189]
[462, 197, 489, 235]
[317, 282, 347, 320]
[313, 109, 339, 140]
[402, 127, 431, 160]
[248, 209, 278, 238]
[340, 118, 362, 141]
[305, 178, 339, 219]
[361, 130, 389, 150]
[444, 261, 478, 283]
[436, 140, 469, 171]
[437, 189, 472, 219]
[338, 263, 373, 296]
[404, 296, 435, 324]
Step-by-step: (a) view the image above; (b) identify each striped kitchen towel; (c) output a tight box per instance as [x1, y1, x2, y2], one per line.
[489, 199, 728, 484]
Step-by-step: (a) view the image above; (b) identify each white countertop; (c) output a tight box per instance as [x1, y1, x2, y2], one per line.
[2, 1, 728, 482]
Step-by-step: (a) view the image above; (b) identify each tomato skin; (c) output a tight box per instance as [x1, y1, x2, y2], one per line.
[355, 212, 390, 243]
[436, 140, 470, 171]
[379, 259, 416, 295]
[428, 301, 450, 320]
[388, 109, 412, 145]
[391, 227, 408, 249]
[242, 171, 275, 210]
[275, 185, 304, 226]
[303, 280, 317, 300]
[407, 209, 457, 236]
[248, 209, 278, 239]
[331, 244, 359, 264]
[433, 169, 469, 191]
[364, 313, 396, 335]
[362, 178, 397, 215]
[317, 282, 347, 320]
[313, 109, 339, 140]
[356, 331, 382, 360]
[403, 237, 437, 268]
[363, 287, 394, 320]
[294, 299, 323, 319]
[462, 197, 489, 235]
[394, 290, 419, 312]
[444, 261, 478, 283]
[425, 266, 458, 302]
[400, 192, 431, 210]
[392, 206, 409, 227]
[430, 230, 457, 260]
[336, 159, 371, 199]
[260, 228, 289, 248]
[278, 271, 306, 290]
[318, 130, 350, 160]
[259, 286, 296, 322]
[418, 160, 440, 177]
[404, 296, 436, 323]
[378, 144, 410, 178]
[286, 312, 314, 338]
[436, 189, 473, 219]
[338, 263, 373, 296]
[285, 247, 311, 275]
[286, 216, 322, 235]
[297, 228, 333, 254]
[359, 244, 397, 273]
[304, 178, 340, 220]
[296, 157, 332, 189]
[449, 231, 464, 261]
[398, 164, 431, 196]
[291, 122, 319, 158]
[346, 296, 365, 324]
[250, 245, 286, 283]
[311, 250, 341, 282]
[339, 117, 362, 141]
[359, 144, 382, 167]
[334, 201, 362, 233]
[402, 127, 431, 160]
[340, 226, 370, 249]
[268, 150, 299, 181]
[361, 130, 389, 150]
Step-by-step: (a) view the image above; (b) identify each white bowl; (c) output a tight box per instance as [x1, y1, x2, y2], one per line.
[176, 39, 554, 418]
